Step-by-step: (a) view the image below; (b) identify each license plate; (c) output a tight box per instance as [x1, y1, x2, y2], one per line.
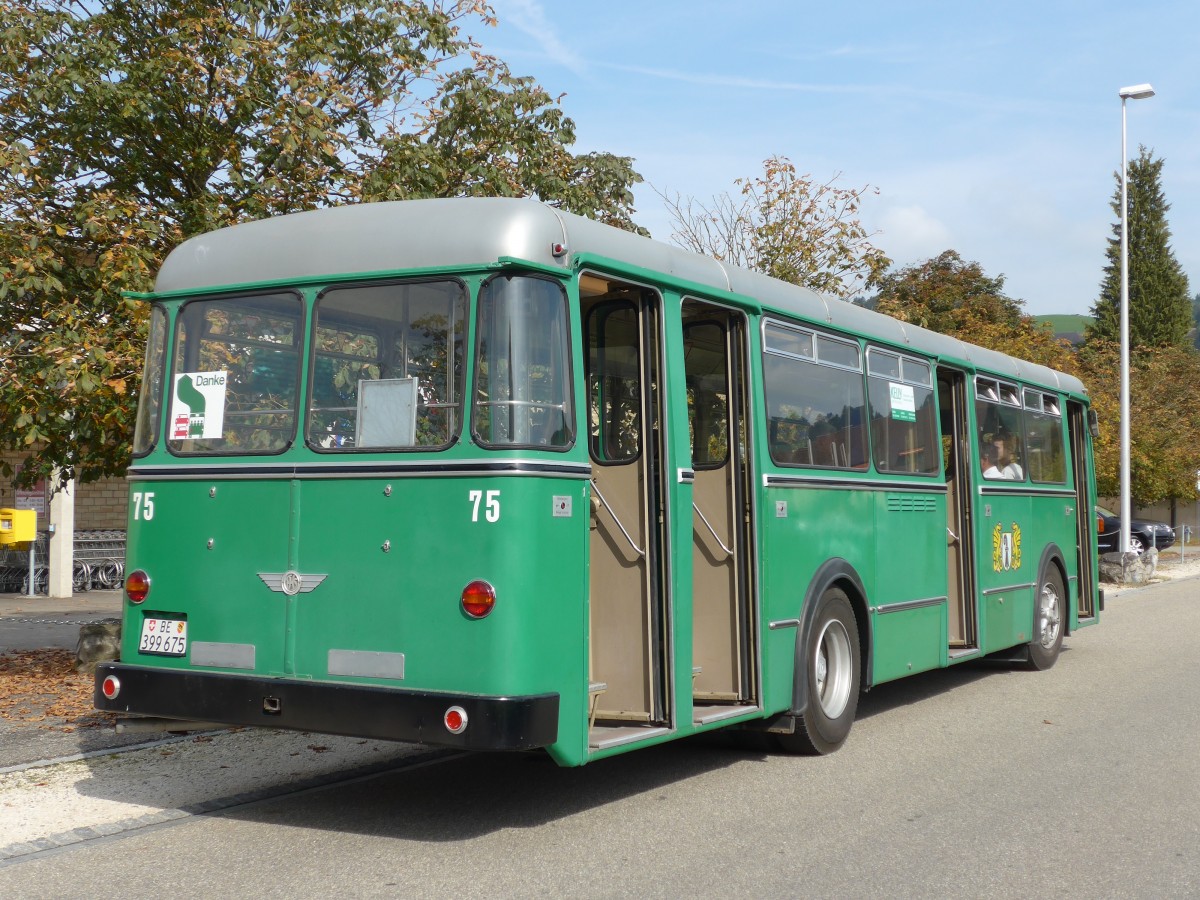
[138, 616, 188, 656]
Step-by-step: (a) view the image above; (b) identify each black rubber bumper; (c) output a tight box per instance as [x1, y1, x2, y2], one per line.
[94, 663, 559, 751]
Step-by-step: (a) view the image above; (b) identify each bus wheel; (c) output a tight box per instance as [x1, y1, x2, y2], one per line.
[776, 588, 860, 755]
[1025, 567, 1065, 671]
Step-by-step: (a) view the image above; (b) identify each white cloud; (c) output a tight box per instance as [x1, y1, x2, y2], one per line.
[491, 0, 587, 75]
[873, 205, 953, 268]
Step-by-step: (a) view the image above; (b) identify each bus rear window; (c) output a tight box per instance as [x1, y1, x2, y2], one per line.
[307, 279, 466, 450]
[472, 275, 573, 449]
[168, 292, 303, 455]
[132, 304, 168, 456]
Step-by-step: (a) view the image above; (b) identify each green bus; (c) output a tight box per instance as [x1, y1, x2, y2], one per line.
[95, 198, 1100, 765]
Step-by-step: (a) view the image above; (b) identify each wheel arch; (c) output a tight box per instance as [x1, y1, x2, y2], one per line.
[790, 558, 872, 717]
[1036, 543, 1070, 635]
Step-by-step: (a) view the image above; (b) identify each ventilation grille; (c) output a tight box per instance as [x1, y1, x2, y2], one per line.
[886, 495, 937, 513]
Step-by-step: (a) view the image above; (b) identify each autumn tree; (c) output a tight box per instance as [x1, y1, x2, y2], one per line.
[1087, 146, 1192, 349]
[1076, 341, 1200, 505]
[661, 156, 891, 298]
[0, 0, 643, 486]
[869, 251, 1076, 371]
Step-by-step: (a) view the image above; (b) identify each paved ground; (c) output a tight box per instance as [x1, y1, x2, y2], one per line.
[0, 590, 146, 767]
[1, 544, 1197, 770]
[0, 590, 123, 652]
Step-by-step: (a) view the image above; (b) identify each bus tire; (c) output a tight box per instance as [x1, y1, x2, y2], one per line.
[777, 588, 860, 755]
[1025, 566, 1065, 671]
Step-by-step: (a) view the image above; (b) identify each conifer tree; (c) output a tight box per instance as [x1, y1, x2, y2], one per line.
[1088, 146, 1192, 348]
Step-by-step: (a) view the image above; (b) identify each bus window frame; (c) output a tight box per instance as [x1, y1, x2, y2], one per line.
[131, 302, 170, 458]
[761, 317, 868, 472]
[865, 345, 939, 478]
[682, 315, 733, 472]
[974, 374, 1027, 483]
[1022, 386, 1068, 485]
[166, 289, 305, 458]
[304, 276, 469, 454]
[585, 297, 647, 467]
[470, 271, 576, 452]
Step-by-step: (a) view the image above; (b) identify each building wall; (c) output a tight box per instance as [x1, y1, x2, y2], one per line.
[2, 451, 128, 531]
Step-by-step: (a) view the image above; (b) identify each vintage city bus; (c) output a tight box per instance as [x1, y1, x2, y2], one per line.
[95, 198, 1100, 765]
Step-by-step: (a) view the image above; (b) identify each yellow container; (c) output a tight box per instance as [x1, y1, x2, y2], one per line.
[0, 508, 36, 546]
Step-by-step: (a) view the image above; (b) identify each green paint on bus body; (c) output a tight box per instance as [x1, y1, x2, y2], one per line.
[109, 199, 1099, 766]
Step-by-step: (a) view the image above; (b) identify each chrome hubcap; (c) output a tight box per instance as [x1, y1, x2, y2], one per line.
[814, 619, 853, 718]
[1037, 581, 1062, 649]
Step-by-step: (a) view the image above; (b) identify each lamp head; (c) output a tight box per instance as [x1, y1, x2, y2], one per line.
[1119, 83, 1155, 100]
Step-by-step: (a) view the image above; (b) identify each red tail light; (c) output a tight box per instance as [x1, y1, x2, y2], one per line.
[461, 580, 496, 618]
[444, 706, 468, 734]
[125, 570, 151, 604]
[102, 675, 121, 699]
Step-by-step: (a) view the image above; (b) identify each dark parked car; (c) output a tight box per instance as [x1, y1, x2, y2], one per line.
[1096, 505, 1176, 554]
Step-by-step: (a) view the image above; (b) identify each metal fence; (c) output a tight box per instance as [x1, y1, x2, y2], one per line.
[0, 531, 126, 595]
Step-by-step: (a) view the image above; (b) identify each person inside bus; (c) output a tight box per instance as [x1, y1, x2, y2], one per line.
[981, 445, 1002, 479]
[982, 440, 1023, 480]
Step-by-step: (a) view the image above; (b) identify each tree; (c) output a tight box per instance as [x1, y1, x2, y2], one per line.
[1087, 146, 1192, 349]
[869, 251, 1076, 371]
[869, 251, 1200, 509]
[0, 0, 643, 486]
[1076, 341, 1200, 506]
[661, 156, 890, 298]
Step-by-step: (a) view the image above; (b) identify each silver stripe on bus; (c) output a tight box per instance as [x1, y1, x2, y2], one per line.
[873, 596, 948, 615]
[128, 458, 593, 481]
[978, 486, 1077, 498]
[328, 649, 406, 680]
[981, 583, 1036, 596]
[763, 474, 947, 493]
[768, 618, 801, 630]
[191, 642, 256, 670]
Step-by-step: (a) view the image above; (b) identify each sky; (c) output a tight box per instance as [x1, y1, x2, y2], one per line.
[473, 0, 1200, 316]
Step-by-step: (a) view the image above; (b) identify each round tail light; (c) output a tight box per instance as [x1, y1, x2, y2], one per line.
[125, 570, 151, 603]
[444, 706, 468, 734]
[102, 675, 121, 700]
[460, 580, 496, 618]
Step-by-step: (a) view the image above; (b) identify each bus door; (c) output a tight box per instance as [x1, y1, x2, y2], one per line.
[681, 299, 757, 720]
[582, 275, 671, 739]
[938, 368, 979, 653]
[1068, 401, 1097, 619]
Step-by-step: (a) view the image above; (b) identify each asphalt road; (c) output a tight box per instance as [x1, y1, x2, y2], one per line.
[2, 575, 1198, 897]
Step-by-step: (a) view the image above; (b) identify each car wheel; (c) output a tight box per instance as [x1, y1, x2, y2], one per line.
[1127, 533, 1146, 554]
[1024, 567, 1065, 671]
[775, 588, 860, 755]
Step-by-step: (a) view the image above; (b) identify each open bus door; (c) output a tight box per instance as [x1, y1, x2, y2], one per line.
[1068, 401, 1098, 619]
[681, 299, 758, 724]
[582, 276, 672, 749]
[939, 367, 979, 654]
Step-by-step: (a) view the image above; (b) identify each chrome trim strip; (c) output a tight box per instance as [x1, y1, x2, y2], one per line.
[763, 474, 947, 493]
[328, 649, 406, 680]
[982, 583, 1036, 596]
[768, 618, 801, 630]
[873, 596, 947, 615]
[128, 458, 593, 481]
[978, 486, 1077, 498]
[678, 467, 696, 484]
[191, 642, 256, 670]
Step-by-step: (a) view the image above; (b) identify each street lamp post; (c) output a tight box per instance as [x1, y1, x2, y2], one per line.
[1118, 83, 1154, 557]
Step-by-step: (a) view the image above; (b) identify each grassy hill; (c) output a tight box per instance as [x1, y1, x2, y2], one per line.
[1036, 314, 1092, 344]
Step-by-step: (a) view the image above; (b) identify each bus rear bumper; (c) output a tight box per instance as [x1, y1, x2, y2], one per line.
[94, 663, 559, 751]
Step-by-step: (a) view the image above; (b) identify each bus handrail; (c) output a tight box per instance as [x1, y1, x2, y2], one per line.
[590, 480, 645, 557]
[693, 502, 734, 558]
